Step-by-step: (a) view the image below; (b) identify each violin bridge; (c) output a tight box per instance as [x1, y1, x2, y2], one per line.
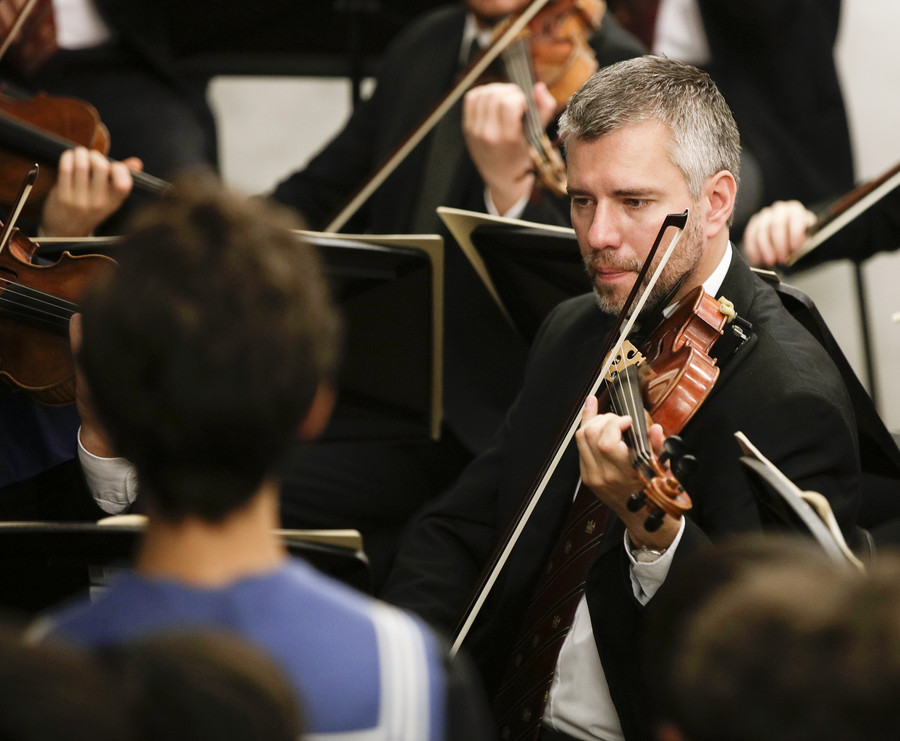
[604, 339, 645, 382]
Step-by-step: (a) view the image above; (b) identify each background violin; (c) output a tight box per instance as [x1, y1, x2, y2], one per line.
[0, 88, 170, 212]
[497, 0, 604, 195]
[0, 167, 115, 404]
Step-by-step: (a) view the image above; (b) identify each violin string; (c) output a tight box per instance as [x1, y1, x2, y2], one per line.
[0, 276, 78, 314]
[0, 277, 77, 329]
[0, 299, 73, 332]
[623, 364, 653, 470]
[607, 364, 651, 468]
[502, 41, 545, 153]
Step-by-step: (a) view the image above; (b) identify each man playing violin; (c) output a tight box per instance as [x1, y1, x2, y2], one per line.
[383, 56, 862, 741]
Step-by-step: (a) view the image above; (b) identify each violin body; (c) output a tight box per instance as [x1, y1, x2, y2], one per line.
[528, 0, 604, 109]
[0, 231, 115, 404]
[0, 90, 110, 209]
[600, 285, 733, 526]
[638, 286, 729, 435]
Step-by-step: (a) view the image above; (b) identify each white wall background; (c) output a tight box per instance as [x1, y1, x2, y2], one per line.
[207, 0, 900, 428]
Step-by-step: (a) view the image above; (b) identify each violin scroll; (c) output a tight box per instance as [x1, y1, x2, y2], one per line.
[626, 434, 695, 532]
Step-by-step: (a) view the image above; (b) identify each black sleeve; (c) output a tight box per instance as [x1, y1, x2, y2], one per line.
[443, 643, 494, 741]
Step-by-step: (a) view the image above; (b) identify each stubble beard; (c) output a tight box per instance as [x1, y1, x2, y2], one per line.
[584, 211, 705, 316]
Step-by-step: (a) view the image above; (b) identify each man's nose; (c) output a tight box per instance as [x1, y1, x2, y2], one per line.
[587, 202, 622, 251]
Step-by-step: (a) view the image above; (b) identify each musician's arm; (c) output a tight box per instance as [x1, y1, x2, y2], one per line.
[70, 313, 138, 513]
[743, 187, 900, 268]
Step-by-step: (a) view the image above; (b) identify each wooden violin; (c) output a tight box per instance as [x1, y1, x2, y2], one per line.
[0, 167, 116, 404]
[497, 0, 604, 195]
[0, 89, 170, 212]
[0, 0, 168, 210]
[602, 284, 735, 530]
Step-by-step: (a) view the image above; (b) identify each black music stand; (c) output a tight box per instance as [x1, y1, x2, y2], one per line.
[0, 521, 370, 616]
[438, 207, 587, 343]
[37, 231, 444, 443]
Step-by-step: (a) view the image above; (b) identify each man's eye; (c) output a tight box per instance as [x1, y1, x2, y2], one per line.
[624, 198, 648, 208]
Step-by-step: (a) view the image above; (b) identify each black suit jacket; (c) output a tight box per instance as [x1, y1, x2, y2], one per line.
[384, 251, 861, 739]
[698, 0, 854, 207]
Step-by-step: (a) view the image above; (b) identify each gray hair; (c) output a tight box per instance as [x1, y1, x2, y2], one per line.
[559, 56, 741, 202]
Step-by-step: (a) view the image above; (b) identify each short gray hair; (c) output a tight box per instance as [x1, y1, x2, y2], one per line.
[559, 56, 741, 202]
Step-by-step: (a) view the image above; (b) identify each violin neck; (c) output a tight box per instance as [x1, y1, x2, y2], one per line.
[501, 39, 544, 148]
[607, 363, 654, 474]
[0, 112, 170, 197]
[0, 276, 75, 334]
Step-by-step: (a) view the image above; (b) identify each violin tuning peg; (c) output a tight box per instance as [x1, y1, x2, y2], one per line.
[627, 491, 647, 512]
[644, 510, 665, 532]
[673, 454, 697, 478]
[660, 435, 686, 464]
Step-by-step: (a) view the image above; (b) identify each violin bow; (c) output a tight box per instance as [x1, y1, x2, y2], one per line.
[0, 161, 35, 254]
[450, 208, 688, 656]
[0, 0, 40, 65]
[324, 0, 553, 233]
[786, 160, 900, 266]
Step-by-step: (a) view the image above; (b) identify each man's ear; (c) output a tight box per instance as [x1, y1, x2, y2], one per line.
[703, 169, 737, 239]
[296, 383, 336, 442]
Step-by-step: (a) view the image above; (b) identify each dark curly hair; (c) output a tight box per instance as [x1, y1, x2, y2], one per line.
[79, 175, 341, 522]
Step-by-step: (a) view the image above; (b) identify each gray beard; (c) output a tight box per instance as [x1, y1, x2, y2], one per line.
[586, 212, 705, 315]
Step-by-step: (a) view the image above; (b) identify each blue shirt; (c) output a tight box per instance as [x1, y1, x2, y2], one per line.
[40, 559, 447, 740]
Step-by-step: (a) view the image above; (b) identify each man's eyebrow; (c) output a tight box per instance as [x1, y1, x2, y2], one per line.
[612, 187, 658, 198]
[566, 186, 591, 197]
[565, 186, 661, 198]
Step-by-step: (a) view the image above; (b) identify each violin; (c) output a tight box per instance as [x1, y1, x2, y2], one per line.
[0, 0, 168, 209]
[449, 210, 749, 655]
[0, 167, 116, 404]
[0, 89, 170, 211]
[497, 0, 604, 195]
[602, 284, 733, 530]
[325, 0, 601, 232]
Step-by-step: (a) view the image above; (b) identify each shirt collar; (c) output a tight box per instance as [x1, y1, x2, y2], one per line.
[461, 12, 498, 66]
[703, 241, 733, 298]
[661, 241, 732, 318]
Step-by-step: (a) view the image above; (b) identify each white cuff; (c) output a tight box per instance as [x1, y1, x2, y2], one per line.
[77, 427, 139, 514]
[484, 187, 530, 220]
[625, 516, 687, 605]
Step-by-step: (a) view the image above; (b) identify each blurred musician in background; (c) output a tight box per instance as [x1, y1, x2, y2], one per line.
[0, 0, 213, 513]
